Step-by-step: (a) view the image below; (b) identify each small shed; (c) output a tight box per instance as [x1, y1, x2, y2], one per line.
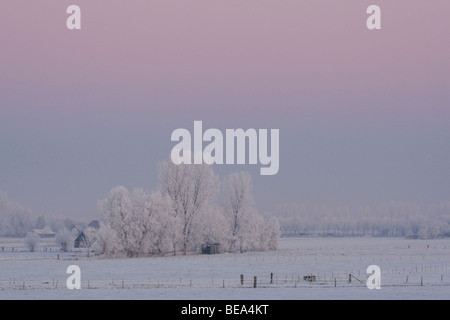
[202, 243, 220, 254]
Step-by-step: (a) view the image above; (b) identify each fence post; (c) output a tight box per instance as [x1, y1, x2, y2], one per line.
[334, 278, 336, 287]
[421, 277, 423, 286]
[348, 274, 352, 284]
[240, 274, 244, 286]
[253, 276, 257, 288]
[270, 273, 273, 284]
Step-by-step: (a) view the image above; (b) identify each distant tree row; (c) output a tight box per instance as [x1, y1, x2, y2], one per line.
[0, 192, 32, 237]
[96, 160, 280, 257]
[0, 191, 86, 238]
[274, 201, 450, 239]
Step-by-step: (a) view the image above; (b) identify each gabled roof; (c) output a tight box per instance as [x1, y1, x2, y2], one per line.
[32, 225, 56, 236]
[87, 220, 100, 230]
[69, 224, 81, 231]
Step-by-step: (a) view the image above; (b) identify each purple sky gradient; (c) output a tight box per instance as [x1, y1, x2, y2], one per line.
[1, 1, 449, 219]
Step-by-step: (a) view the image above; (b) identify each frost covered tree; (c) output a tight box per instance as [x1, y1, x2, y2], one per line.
[127, 188, 155, 255]
[240, 209, 265, 252]
[158, 160, 218, 255]
[273, 200, 450, 239]
[0, 191, 32, 237]
[56, 229, 74, 252]
[264, 217, 281, 250]
[146, 191, 178, 255]
[77, 225, 99, 257]
[193, 206, 230, 250]
[97, 165, 280, 258]
[99, 186, 151, 257]
[99, 186, 178, 257]
[98, 186, 132, 255]
[24, 232, 40, 252]
[94, 223, 119, 256]
[35, 216, 46, 229]
[222, 172, 255, 252]
[221, 172, 279, 252]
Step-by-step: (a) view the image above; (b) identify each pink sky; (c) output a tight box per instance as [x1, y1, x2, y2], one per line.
[1, 0, 449, 116]
[1, 1, 449, 219]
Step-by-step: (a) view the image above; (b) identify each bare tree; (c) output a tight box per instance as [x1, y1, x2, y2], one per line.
[158, 160, 217, 255]
[35, 216, 46, 229]
[56, 229, 74, 252]
[99, 186, 151, 257]
[0, 191, 32, 237]
[193, 206, 230, 250]
[95, 224, 119, 256]
[147, 191, 178, 255]
[265, 217, 281, 250]
[78, 226, 98, 257]
[222, 172, 255, 252]
[24, 232, 40, 252]
[99, 186, 180, 257]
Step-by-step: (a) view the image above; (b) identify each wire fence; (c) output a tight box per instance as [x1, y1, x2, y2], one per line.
[2, 269, 450, 291]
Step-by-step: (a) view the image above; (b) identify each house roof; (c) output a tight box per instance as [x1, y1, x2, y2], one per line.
[32, 225, 56, 236]
[69, 224, 81, 231]
[87, 220, 100, 230]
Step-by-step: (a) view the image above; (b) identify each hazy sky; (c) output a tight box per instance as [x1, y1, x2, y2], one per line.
[1, 1, 449, 220]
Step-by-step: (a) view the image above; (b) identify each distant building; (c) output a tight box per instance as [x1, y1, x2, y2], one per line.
[32, 225, 56, 238]
[74, 220, 100, 248]
[69, 224, 82, 237]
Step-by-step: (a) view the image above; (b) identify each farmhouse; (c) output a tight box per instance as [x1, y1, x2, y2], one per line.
[74, 220, 100, 248]
[69, 224, 82, 237]
[32, 225, 56, 238]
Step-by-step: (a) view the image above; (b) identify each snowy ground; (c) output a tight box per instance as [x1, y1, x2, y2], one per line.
[1, 237, 449, 300]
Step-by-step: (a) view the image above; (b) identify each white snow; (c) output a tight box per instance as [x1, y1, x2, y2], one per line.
[1, 237, 449, 299]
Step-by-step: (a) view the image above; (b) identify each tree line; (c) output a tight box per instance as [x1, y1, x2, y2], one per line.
[274, 201, 450, 239]
[0, 191, 86, 238]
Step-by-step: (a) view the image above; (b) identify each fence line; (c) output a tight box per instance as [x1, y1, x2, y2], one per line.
[2, 272, 450, 290]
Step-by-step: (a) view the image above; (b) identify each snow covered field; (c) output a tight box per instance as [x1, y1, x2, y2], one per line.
[1, 237, 449, 300]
